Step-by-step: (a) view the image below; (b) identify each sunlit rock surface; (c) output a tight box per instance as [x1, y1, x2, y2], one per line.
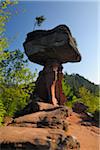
[0, 102, 80, 150]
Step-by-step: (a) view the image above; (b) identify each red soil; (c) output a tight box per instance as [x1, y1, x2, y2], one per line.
[66, 112, 100, 150]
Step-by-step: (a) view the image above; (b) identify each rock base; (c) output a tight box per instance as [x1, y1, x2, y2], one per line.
[0, 102, 80, 150]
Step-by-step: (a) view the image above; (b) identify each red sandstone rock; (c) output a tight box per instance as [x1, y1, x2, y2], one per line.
[0, 127, 80, 150]
[0, 103, 79, 150]
[13, 105, 69, 131]
[23, 25, 81, 104]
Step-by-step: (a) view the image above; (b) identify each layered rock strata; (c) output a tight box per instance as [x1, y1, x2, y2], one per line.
[0, 102, 80, 150]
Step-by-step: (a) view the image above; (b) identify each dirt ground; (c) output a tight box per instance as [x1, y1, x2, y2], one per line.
[66, 112, 100, 150]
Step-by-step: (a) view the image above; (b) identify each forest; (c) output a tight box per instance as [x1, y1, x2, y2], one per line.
[0, 0, 99, 125]
[62, 73, 99, 113]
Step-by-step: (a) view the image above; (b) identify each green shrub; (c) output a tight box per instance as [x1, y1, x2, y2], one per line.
[78, 87, 100, 113]
[93, 109, 100, 123]
[0, 50, 36, 123]
[0, 98, 6, 125]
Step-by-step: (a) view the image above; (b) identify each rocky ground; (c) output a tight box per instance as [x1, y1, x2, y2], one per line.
[0, 102, 80, 150]
[0, 101, 99, 150]
[66, 112, 100, 150]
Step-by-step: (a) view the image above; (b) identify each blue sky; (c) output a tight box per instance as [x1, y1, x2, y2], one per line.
[5, 0, 99, 84]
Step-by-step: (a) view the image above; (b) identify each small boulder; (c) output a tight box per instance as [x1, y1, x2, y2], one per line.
[72, 102, 88, 113]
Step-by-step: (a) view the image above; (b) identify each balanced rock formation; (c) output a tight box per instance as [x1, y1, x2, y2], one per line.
[23, 24, 81, 105]
[0, 102, 80, 150]
[0, 25, 81, 149]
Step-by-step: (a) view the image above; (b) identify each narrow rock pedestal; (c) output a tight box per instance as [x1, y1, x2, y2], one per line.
[35, 62, 66, 105]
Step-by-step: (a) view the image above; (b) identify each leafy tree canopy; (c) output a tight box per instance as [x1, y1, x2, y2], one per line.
[0, 49, 36, 118]
[0, 1, 37, 125]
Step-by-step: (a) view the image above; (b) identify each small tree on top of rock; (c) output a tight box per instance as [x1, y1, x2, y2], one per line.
[33, 15, 46, 30]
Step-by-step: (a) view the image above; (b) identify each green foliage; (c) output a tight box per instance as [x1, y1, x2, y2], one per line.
[0, 85, 32, 116]
[0, 3, 9, 54]
[1, 49, 34, 84]
[63, 74, 100, 113]
[0, 0, 18, 9]
[0, 0, 18, 81]
[93, 109, 100, 123]
[62, 79, 73, 97]
[0, 98, 6, 125]
[0, 0, 18, 51]
[0, 1, 38, 125]
[62, 79, 77, 107]
[65, 96, 78, 108]
[64, 73, 99, 96]
[0, 50, 36, 124]
[78, 87, 100, 113]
